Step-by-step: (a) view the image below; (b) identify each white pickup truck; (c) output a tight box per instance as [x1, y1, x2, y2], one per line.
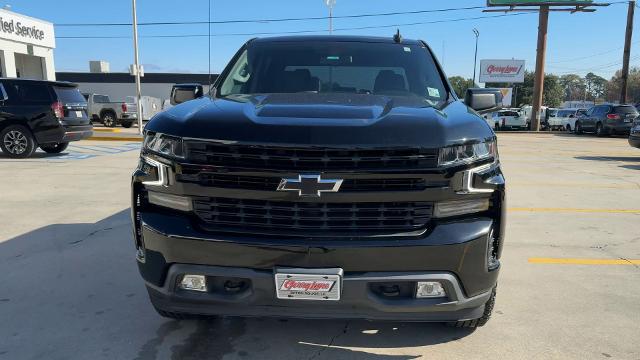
[83, 93, 138, 128]
[484, 109, 527, 130]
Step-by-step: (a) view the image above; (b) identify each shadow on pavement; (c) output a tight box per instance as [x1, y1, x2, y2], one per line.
[574, 155, 640, 170]
[0, 210, 475, 360]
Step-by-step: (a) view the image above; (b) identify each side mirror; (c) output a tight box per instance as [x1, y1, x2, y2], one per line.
[464, 88, 503, 114]
[170, 83, 204, 105]
[569, 114, 575, 118]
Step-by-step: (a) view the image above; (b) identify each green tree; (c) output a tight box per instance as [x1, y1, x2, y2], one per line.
[559, 74, 586, 101]
[543, 74, 565, 107]
[448, 76, 475, 98]
[585, 72, 607, 101]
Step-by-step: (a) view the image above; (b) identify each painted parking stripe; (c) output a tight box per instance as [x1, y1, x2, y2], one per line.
[509, 207, 640, 214]
[509, 182, 638, 189]
[529, 258, 640, 265]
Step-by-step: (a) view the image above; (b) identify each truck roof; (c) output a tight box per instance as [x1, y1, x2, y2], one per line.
[250, 35, 424, 46]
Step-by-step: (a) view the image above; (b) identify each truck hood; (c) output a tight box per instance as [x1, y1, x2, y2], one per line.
[146, 93, 493, 148]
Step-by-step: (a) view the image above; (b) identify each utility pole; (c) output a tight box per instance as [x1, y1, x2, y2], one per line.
[132, 0, 143, 134]
[621, 0, 635, 104]
[530, 5, 549, 131]
[473, 28, 479, 86]
[325, 0, 335, 34]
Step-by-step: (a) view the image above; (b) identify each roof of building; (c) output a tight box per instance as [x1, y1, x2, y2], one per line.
[55, 72, 218, 84]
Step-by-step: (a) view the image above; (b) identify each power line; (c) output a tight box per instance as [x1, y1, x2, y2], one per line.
[53, 5, 487, 27]
[56, 12, 533, 39]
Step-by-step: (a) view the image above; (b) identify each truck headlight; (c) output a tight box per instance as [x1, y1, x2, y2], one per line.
[143, 132, 184, 159]
[438, 140, 496, 167]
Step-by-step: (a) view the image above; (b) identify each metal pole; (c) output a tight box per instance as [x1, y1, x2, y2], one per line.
[531, 5, 549, 131]
[473, 29, 479, 86]
[329, 6, 333, 34]
[621, 0, 635, 104]
[132, 0, 143, 134]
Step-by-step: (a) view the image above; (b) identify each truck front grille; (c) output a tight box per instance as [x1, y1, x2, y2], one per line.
[183, 142, 439, 171]
[177, 171, 447, 192]
[193, 197, 433, 237]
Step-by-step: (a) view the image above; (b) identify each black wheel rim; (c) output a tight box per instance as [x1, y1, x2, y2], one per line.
[3, 130, 28, 154]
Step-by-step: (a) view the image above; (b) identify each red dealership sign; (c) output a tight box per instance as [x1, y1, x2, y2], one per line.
[479, 60, 525, 83]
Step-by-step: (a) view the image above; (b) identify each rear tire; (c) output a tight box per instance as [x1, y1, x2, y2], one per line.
[40, 142, 69, 154]
[101, 112, 117, 128]
[121, 121, 133, 128]
[566, 124, 572, 132]
[595, 122, 606, 137]
[1, 125, 36, 158]
[447, 286, 496, 328]
[575, 122, 583, 135]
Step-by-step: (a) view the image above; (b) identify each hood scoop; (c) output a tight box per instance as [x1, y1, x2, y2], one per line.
[251, 93, 393, 121]
[257, 104, 376, 120]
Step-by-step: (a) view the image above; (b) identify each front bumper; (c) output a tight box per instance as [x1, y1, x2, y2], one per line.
[147, 264, 493, 321]
[136, 210, 500, 321]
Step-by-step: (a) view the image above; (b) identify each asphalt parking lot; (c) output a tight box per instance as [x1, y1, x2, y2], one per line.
[0, 133, 639, 360]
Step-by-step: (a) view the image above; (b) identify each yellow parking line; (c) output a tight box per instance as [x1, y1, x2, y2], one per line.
[509, 207, 640, 214]
[92, 128, 121, 133]
[529, 258, 640, 265]
[509, 182, 638, 189]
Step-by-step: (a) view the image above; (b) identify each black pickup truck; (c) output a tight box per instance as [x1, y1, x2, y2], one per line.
[132, 35, 506, 328]
[0, 79, 92, 158]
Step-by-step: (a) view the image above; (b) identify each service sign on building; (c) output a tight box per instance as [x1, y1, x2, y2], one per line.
[0, 9, 54, 49]
[479, 59, 525, 83]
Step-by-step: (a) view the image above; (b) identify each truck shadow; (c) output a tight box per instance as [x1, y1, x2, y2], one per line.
[574, 155, 640, 170]
[0, 210, 475, 360]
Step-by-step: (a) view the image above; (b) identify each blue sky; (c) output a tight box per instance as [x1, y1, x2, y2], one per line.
[10, 0, 638, 80]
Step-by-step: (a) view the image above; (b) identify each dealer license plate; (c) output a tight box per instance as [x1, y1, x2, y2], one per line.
[75, 111, 83, 118]
[275, 269, 342, 301]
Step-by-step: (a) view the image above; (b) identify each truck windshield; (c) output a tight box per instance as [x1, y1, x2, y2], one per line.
[218, 41, 448, 104]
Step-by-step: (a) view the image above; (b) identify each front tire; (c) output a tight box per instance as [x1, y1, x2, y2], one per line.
[40, 142, 69, 154]
[566, 124, 572, 132]
[1, 125, 37, 158]
[448, 286, 496, 328]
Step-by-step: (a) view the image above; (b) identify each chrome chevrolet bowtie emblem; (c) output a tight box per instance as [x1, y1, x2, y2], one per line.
[277, 175, 343, 197]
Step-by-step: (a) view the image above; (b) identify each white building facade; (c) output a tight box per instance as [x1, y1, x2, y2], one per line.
[0, 9, 55, 80]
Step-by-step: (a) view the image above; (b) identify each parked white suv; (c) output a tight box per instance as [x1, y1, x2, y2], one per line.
[549, 108, 587, 132]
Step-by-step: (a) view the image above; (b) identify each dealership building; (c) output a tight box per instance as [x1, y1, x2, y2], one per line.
[0, 8, 56, 80]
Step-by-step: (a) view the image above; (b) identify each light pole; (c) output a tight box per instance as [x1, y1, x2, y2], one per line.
[472, 28, 479, 86]
[325, 0, 336, 34]
[132, 0, 143, 134]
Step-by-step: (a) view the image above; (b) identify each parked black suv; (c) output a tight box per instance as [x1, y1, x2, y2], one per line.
[575, 104, 638, 136]
[0, 79, 92, 158]
[132, 36, 506, 328]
